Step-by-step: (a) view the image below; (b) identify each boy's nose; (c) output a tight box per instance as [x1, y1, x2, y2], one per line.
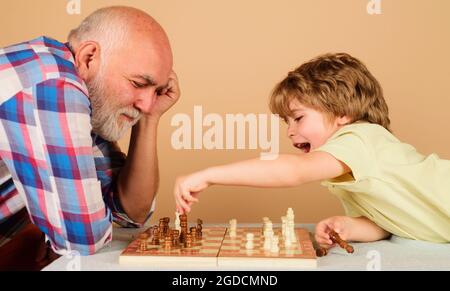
[287, 124, 296, 137]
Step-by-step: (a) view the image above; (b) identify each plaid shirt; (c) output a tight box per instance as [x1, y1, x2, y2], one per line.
[0, 36, 154, 255]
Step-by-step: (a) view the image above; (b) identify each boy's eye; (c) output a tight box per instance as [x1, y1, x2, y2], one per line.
[131, 80, 146, 88]
[294, 116, 303, 122]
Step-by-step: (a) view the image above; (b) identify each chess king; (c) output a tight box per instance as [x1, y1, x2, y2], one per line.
[0, 6, 180, 270]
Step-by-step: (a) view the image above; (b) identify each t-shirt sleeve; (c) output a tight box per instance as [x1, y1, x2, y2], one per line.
[313, 128, 378, 183]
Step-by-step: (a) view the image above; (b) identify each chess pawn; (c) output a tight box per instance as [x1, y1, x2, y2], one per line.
[264, 221, 273, 234]
[172, 230, 180, 246]
[245, 233, 254, 250]
[185, 233, 193, 248]
[271, 235, 280, 253]
[229, 219, 237, 238]
[196, 224, 203, 240]
[196, 219, 203, 239]
[139, 233, 149, 252]
[190, 227, 197, 242]
[229, 230, 237, 238]
[164, 234, 172, 250]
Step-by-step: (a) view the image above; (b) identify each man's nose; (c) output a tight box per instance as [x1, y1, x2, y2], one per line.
[134, 90, 156, 114]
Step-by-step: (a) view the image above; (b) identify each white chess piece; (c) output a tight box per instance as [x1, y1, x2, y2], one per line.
[287, 220, 296, 242]
[263, 220, 273, 238]
[245, 233, 254, 250]
[284, 235, 292, 248]
[287, 208, 294, 219]
[229, 219, 237, 238]
[271, 235, 280, 253]
[175, 211, 181, 232]
[263, 236, 272, 251]
[281, 216, 287, 237]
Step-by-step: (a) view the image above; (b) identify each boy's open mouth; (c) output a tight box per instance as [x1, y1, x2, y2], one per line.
[294, 142, 311, 153]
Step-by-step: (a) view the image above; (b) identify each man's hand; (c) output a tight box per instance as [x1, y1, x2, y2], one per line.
[174, 171, 211, 214]
[149, 70, 180, 118]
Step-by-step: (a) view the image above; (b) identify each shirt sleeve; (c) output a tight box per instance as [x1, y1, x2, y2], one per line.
[92, 136, 155, 228]
[1, 79, 110, 255]
[313, 127, 378, 183]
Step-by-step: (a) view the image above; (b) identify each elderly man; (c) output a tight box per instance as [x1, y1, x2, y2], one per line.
[0, 6, 178, 268]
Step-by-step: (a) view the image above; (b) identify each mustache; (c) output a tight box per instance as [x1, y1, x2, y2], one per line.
[118, 106, 141, 120]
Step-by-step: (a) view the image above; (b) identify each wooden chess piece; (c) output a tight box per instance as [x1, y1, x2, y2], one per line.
[164, 234, 172, 251]
[185, 233, 193, 248]
[151, 226, 160, 245]
[139, 233, 149, 252]
[172, 230, 180, 247]
[316, 247, 328, 257]
[329, 230, 354, 254]
[196, 219, 203, 239]
[190, 227, 197, 242]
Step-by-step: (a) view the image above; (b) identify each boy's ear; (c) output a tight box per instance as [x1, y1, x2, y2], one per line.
[73, 41, 101, 82]
[336, 115, 352, 126]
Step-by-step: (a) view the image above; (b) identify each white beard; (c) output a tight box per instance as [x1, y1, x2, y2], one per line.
[87, 68, 141, 141]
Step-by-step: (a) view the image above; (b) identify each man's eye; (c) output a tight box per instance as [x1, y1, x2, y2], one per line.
[131, 81, 146, 88]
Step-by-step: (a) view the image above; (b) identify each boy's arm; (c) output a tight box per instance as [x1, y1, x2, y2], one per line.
[175, 151, 351, 213]
[347, 217, 391, 242]
[205, 151, 350, 187]
[315, 216, 391, 248]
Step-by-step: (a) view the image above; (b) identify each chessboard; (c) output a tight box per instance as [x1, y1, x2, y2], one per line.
[119, 216, 317, 269]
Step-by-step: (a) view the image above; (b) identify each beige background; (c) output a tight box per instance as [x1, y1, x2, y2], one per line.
[1, 0, 449, 224]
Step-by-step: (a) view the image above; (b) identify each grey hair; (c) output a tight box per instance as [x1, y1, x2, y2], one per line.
[67, 7, 129, 59]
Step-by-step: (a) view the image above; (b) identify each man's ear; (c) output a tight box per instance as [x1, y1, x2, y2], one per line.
[73, 41, 101, 81]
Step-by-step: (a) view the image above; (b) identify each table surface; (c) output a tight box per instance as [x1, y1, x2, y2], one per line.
[43, 224, 450, 271]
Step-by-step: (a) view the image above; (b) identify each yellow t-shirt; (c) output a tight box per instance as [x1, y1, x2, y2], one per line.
[315, 122, 450, 243]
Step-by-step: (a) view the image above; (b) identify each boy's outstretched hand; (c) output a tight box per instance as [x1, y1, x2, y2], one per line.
[314, 216, 353, 249]
[174, 171, 210, 214]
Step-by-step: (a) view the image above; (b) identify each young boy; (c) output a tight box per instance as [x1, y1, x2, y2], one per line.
[173, 53, 450, 249]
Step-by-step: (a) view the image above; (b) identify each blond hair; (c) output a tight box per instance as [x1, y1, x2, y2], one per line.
[270, 53, 391, 131]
